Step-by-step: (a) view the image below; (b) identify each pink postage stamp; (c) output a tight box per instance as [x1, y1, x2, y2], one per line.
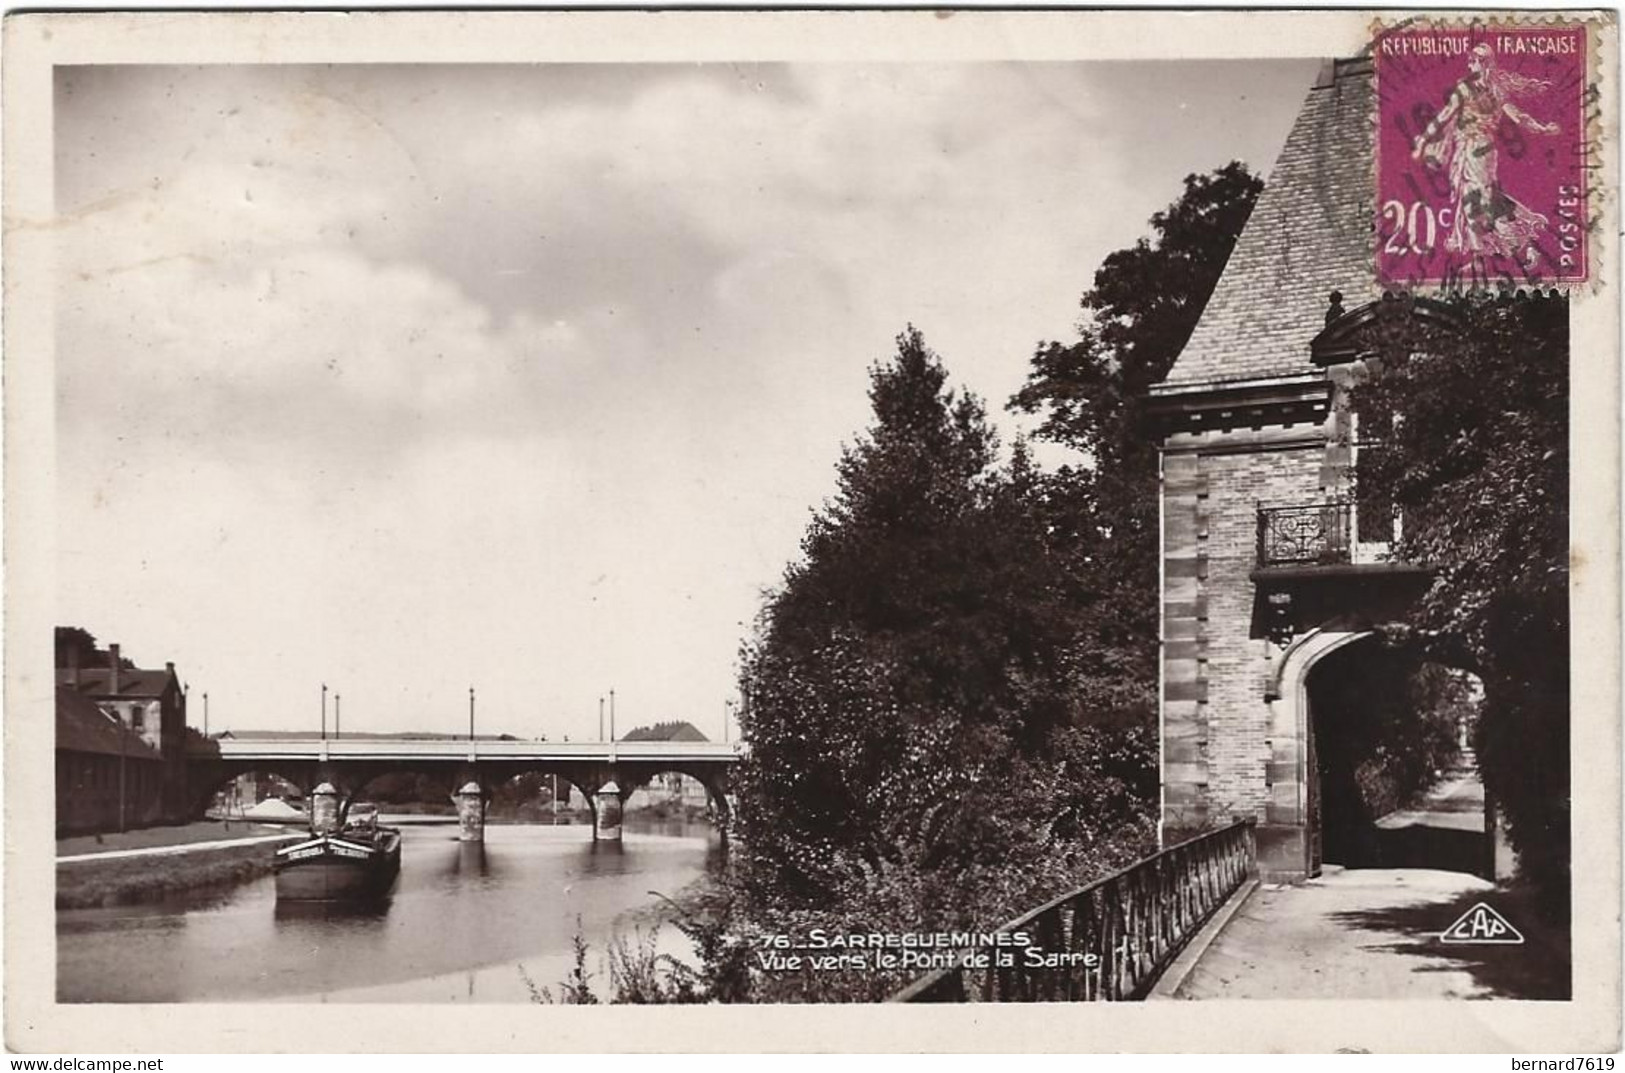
[1374, 20, 1592, 289]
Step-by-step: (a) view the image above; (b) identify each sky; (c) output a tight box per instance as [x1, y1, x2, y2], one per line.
[54, 59, 1320, 742]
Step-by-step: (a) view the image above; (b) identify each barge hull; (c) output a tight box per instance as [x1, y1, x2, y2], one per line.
[273, 857, 399, 901]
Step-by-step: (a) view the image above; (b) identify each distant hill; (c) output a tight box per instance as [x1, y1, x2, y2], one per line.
[620, 721, 708, 743]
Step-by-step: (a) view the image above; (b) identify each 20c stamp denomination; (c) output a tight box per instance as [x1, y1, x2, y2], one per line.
[1374, 19, 1597, 290]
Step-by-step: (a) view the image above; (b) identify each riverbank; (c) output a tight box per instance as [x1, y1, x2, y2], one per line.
[57, 822, 304, 909]
[59, 823, 721, 1002]
[58, 819, 298, 857]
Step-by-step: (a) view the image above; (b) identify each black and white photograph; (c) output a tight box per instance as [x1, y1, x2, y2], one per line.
[4, 8, 1619, 1053]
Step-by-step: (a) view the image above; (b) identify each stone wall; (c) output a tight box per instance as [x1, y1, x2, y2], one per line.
[1161, 418, 1330, 844]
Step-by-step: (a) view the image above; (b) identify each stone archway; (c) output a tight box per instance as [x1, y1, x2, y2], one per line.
[1273, 629, 1492, 880]
[1265, 628, 1373, 879]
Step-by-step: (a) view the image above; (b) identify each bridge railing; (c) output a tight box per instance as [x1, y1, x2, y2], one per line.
[889, 819, 1255, 1003]
[189, 738, 744, 762]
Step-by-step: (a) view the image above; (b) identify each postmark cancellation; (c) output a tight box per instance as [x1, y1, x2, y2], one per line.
[1373, 17, 1601, 291]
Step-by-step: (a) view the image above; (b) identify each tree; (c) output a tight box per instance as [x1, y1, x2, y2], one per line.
[56, 626, 135, 670]
[1350, 293, 1569, 911]
[735, 327, 1148, 923]
[1009, 163, 1264, 724]
[621, 721, 707, 742]
[1310, 646, 1475, 827]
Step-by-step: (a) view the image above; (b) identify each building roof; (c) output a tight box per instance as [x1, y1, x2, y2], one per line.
[1155, 58, 1381, 394]
[57, 687, 163, 760]
[57, 666, 177, 699]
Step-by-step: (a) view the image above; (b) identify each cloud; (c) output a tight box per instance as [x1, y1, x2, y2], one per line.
[53, 60, 1317, 736]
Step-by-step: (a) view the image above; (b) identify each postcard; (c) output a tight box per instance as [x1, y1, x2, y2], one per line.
[5, 8, 1618, 1053]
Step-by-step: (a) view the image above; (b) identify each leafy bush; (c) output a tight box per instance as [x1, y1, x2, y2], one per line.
[1351, 295, 1569, 913]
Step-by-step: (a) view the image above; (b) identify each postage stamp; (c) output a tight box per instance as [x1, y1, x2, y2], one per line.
[1374, 19, 1594, 290]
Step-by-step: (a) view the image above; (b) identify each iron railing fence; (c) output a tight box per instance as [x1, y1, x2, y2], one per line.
[889, 819, 1256, 1003]
[1257, 502, 1352, 567]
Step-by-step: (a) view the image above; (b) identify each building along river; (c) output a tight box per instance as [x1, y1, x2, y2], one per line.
[56, 816, 721, 1003]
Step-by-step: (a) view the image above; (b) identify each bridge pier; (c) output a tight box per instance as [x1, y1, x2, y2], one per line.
[310, 782, 341, 835]
[709, 787, 736, 847]
[188, 740, 742, 845]
[593, 781, 623, 842]
[454, 781, 487, 842]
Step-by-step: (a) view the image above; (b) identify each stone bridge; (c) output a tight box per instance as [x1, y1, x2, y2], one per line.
[186, 737, 742, 842]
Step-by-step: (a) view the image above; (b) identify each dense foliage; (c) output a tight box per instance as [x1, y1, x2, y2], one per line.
[1351, 294, 1569, 911]
[620, 164, 1572, 1002]
[731, 327, 1158, 992]
[1310, 647, 1476, 821]
[1010, 163, 1264, 723]
[1355, 662, 1477, 818]
[713, 167, 1264, 1000]
[621, 721, 707, 742]
[55, 626, 136, 670]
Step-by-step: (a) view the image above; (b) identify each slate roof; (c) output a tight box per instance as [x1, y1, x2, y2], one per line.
[57, 667, 176, 699]
[57, 687, 163, 759]
[1155, 58, 1381, 393]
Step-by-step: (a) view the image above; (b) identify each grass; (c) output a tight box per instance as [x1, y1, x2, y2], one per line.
[58, 819, 300, 857]
[57, 835, 304, 909]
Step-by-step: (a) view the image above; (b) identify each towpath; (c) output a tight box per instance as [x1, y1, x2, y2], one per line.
[58, 831, 300, 864]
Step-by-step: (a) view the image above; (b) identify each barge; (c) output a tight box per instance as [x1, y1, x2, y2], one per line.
[273, 799, 401, 902]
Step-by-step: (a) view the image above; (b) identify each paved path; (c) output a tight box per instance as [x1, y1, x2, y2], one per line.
[58, 831, 300, 864]
[1173, 867, 1498, 999]
[1176, 764, 1565, 1000]
[1376, 769, 1485, 832]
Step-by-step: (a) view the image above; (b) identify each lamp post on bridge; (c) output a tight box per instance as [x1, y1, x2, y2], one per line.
[321, 683, 328, 741]
[469, 686, 476, 742]
[598, 695, 605, 742]
[203, 692, 209, 738]
[609, 688, 616, 742]
[335, 693, 341, 740]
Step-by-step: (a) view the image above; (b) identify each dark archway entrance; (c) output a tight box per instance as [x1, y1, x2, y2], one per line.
[1306, 638, 1487, 877]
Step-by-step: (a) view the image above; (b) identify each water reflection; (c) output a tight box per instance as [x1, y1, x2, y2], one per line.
[57, 820, 719, 1003]
[273, 897, 393, 929]
[448, 842, 491, 879]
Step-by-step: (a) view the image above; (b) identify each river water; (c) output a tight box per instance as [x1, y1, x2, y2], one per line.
[56, 817, 721, 1003]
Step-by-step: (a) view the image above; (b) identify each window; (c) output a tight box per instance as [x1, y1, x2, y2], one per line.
[1352, 395, 1400, 550]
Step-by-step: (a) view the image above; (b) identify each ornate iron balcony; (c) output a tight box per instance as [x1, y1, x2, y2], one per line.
[1257, 502, 1352, 567]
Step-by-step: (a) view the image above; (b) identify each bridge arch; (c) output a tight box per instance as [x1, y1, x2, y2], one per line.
[615, 764, 732, 832]
[340, 763, 468, 820]
[186, 740, 741, 843]
[188, 762, 317, 821]
[482, 766, 598, 826]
